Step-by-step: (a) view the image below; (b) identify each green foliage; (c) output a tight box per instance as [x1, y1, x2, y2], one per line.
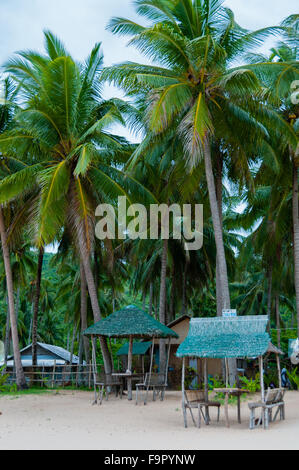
[287, 368, 299, 390]
[0, 366, 17, 393]
[240, 374, 261, 393]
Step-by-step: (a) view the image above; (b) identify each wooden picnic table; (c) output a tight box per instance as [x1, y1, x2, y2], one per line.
[112, 373, 144, 400]
[214, 388, 249, 428]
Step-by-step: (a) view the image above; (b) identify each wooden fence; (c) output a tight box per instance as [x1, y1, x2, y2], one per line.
[3, 363, 99, 389]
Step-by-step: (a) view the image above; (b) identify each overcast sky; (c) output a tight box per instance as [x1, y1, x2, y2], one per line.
[0, 0, 297, 141]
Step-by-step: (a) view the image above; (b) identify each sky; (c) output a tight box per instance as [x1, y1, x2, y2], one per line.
[0, 0, 297, 141]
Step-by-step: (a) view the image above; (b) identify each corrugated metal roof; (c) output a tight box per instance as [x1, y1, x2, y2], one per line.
[177, 316, 270, 359]
[84, 305, 179, 339]
[6, 342, 84, 365]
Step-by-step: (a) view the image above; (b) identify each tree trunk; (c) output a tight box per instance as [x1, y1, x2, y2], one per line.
[216, 152, 223, 317]
[169, 266, 176, 324]
[159, 238, 168, 374]
[204, 138, 230, 308]
[0, 207, 26, 389]
[292, 160, 299, 337]
[204, 138, 236, 385]
[32, 247, 44, 367]
[181, 261, 187, 315]
[77, 232, 112, 375]
[266, 261, 273, 332]
[69, 324, 76, 366]
[4, 296, 10, 369]
[275, 295, 281, 348]
[80, 261, 90, 364]
[149, 282, 153, 317]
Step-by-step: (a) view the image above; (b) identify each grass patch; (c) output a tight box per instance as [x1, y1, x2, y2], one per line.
[0, 387, 54, 397]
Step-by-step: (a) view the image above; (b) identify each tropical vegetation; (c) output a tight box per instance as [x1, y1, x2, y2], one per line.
[0, 1, 298, 388]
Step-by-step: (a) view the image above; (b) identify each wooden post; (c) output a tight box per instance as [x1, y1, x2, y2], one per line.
[145, 338, 155, 405]
[142, 356, 145, 377]
[204, 358, 209, 402]
[276, 353, 282, 389]
[165, 338, 171, 384]
[127, 335, 133, 400]
[91, 336, 98, 404]
[182, 357, 187, 428]
[127, 336, 133, 373]
[204, 358, 210, 424]
[52, 360, 56, 389]
[259, 356, 265, 402]
[224, 358, 230, 428]
[108, 337, 114, 373]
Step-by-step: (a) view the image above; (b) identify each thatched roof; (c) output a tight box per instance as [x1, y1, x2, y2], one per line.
[84, 305, 179, 339]
[268, 342, 284, 355]
[177, 316, 270, 359]
[116, 341, 152, 356]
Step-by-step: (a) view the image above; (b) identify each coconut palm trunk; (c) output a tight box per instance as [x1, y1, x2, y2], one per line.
[275, 295, 281, 348]
[4, 296, 10, 369]
[203, 138, 237, 385]
[148, 282, 153, 317]
[204, 138, 230, 308]
[266, 261, 273, 331]
[0, 207, 26, 389]
[80, 261, 90, 364]
[159, 238, 168, 374]
[77, 233, 112, 375]
[292, 160, 299, 337]
[32, 247, 44, 366]
[216, 152, 224, 317]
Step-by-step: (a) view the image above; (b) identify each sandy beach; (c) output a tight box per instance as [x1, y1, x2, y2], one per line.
[0, 390, 298, 450]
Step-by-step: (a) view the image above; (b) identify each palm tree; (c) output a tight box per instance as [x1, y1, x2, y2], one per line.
[103, 0, 286, 382]
[0, 78, 27, 388]
[245, 15, 299, 333]
[103, 0, 282, 312]
[0, 32, 154, 374]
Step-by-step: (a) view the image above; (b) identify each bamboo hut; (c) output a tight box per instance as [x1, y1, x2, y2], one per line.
[177, 316, 271, 427]
[84, 305, 178, 402]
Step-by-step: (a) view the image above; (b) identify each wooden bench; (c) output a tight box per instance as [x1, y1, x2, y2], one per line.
[183, 390, 221, 428]
[93, 374, 123, 405]
[248, 388, 285, 429]
[136, 373, 167, 405]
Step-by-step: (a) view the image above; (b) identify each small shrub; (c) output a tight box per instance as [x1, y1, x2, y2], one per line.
[287, 368, 299, 390]
[240, 374, 261, 393]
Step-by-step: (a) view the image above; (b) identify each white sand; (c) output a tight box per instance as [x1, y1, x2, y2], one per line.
[0, 390, 298, 450]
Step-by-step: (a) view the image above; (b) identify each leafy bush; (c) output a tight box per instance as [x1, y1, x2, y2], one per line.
[287, 368, 299, 390]
[209, 375, 225, 390]
[0, 366, 10, 392]
[240, 374, 261, 393]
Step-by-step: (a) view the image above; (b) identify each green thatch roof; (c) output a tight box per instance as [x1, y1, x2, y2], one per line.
[116, 341, 152, 356]
[84, 305, 179, 339]
[177, 316, 270, 359]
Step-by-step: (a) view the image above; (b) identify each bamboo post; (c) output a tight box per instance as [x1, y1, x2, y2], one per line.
[165, 338, 171, 384]
[91, 336, 98, 404]
[224, 358, 230, 428]
[259, 356, 265, 402]
[52, 360, 56, 389]
[88, 363, 92, 389]
[145, 338, 155, 405]
[276, 353, 282, 389]
[127, 335, 133, 400]
[182, 357, 187, 427]
[204, 358, 210, 424]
